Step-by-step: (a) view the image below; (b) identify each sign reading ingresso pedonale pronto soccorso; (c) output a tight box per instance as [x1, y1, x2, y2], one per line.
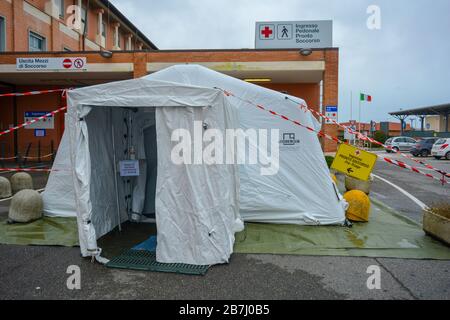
[16, 57, 87, 71]
[255, 20, 333, 49]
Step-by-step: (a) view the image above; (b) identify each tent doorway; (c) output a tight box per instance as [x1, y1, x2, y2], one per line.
[142, 124, 158, 218]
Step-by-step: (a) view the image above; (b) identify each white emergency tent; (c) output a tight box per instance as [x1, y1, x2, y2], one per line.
[44, 79, 242, 266]
[43, 64, 347, 265]
[146, 65, 347, 225]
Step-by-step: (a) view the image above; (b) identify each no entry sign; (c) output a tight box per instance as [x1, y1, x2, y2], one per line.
[17, 57, 87, 71]
[63, 59, 73, 69]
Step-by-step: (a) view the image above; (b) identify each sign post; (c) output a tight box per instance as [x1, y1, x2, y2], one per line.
[17, 57, 87, 71]
[119, 160, 140, 177]
[255, 21, 333, 49]
[24, 111, 55, 130]
[325, 106, 338, 124]
[331, 144, 377, 181]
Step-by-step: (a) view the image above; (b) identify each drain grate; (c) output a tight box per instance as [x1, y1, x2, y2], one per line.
[106, 250, 210, 276]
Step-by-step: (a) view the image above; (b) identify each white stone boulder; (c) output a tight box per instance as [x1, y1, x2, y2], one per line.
[8, 189, 43, 223]
[0, 176, 12, 199]
[10, 172, 34, 195]
[345, 175, 374, 195]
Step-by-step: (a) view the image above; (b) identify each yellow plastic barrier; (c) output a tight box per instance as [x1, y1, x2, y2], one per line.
[343, 190, 371, 222]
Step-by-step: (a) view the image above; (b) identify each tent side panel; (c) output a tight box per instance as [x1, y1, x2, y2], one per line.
[147, 65, 346, 226]
[43, 127, 77, 218]
[155, 102, 240, 266]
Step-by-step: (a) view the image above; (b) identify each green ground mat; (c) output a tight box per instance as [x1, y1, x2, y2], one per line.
[106, 249, 210, 276]
[234, 199, 450, 260]
[0, 217, 79, 247]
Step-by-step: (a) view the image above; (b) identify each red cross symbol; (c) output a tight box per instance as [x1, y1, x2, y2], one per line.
[261, 26, 273, 38]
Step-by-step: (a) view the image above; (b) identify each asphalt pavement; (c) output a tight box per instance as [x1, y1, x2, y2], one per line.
[370, 151, 449, 223]
[0, 156, 449, 300]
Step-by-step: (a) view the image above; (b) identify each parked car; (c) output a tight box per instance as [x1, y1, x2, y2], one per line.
[385, 137, 417, 153]
[410, 137, 441, 157]
[431, 138, 450, 160]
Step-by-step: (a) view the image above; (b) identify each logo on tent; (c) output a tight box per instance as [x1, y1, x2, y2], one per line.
[280, 133, 300, 146]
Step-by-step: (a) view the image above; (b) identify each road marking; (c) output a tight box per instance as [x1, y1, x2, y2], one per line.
[372, 174, 429, 211]
[0, 188, 45, 203]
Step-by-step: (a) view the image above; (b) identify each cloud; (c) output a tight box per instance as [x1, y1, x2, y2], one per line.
[111, 0, 450, 123]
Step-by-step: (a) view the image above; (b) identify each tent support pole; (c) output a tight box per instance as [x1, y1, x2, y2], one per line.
[111, 109, 122, 232]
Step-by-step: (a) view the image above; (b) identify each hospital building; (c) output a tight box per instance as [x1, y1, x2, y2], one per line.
[0, 0, 340, 160]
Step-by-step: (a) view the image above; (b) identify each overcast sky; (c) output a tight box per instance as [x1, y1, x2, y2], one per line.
[111, 0, 450, 124]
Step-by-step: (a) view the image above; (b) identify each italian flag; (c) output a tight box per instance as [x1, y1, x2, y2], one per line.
[360, 93, 372, 102]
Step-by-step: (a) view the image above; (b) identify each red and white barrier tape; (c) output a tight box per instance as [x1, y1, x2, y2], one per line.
[0, 156, 18, 161]
[220, 89, 448, 185]
[0, 154, 54, 161]
[0, 106, 67, 137]
[0, 168, 52, 173]
[381, 157, 448, 185]
[221, 89, 342, 143]
[22, 153, 54, 160]
[285, 96, 450, 179]
[0, 89, 65, 98]
[0, 167, 69, 173]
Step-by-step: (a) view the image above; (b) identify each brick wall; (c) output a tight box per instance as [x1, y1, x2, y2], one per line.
[0, 0, 151, 52]
[261, 83, 320, 113]
[0, 86, 67, 160]
[0, 49, 340, 156]
[322, 50, 339, 152]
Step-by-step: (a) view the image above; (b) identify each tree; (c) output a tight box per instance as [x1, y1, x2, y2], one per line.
[372, 131, 388, 146]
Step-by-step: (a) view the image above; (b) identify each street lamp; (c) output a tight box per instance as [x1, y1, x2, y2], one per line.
[299, 48, 313, 56]
[100, 50, 113, 59]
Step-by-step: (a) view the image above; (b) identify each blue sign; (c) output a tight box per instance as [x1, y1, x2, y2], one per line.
[326, 106, 338, 113]
[34, 129, 46, 137]
[24, 111, 54, 130]
[25, 112, 48, 118]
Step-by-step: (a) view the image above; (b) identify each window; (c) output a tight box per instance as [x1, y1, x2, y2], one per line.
[56, 0, 65, 19]
[81, 6, 88, 33]
[102, 21, 107, 38]
[29, 32, 46, 52]
[0, 17, 5, 52]
[115, 30, 120, 48]
[120, 35, 123, 48]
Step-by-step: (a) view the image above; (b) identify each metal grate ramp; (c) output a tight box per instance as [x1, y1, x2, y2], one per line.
[106, 249, 210, 276]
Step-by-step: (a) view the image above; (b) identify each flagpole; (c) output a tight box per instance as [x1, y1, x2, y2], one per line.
[350, 91, 353, 145]
[358, 94, 362, 146]
[350, 91, 353, 122]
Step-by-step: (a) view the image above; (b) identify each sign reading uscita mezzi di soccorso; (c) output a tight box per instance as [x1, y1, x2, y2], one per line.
[255, 21, 333, 49]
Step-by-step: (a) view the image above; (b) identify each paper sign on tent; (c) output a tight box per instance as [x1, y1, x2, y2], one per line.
[331, 144, 377, 181]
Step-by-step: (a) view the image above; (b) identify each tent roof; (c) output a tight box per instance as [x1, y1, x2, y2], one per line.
[67, 78, 226, 109]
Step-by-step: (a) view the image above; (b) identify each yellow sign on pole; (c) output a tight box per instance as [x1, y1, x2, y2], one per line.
[331, 144, 377, 181]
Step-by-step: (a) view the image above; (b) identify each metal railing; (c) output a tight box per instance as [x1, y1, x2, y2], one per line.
[0, 140, 55, 168]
